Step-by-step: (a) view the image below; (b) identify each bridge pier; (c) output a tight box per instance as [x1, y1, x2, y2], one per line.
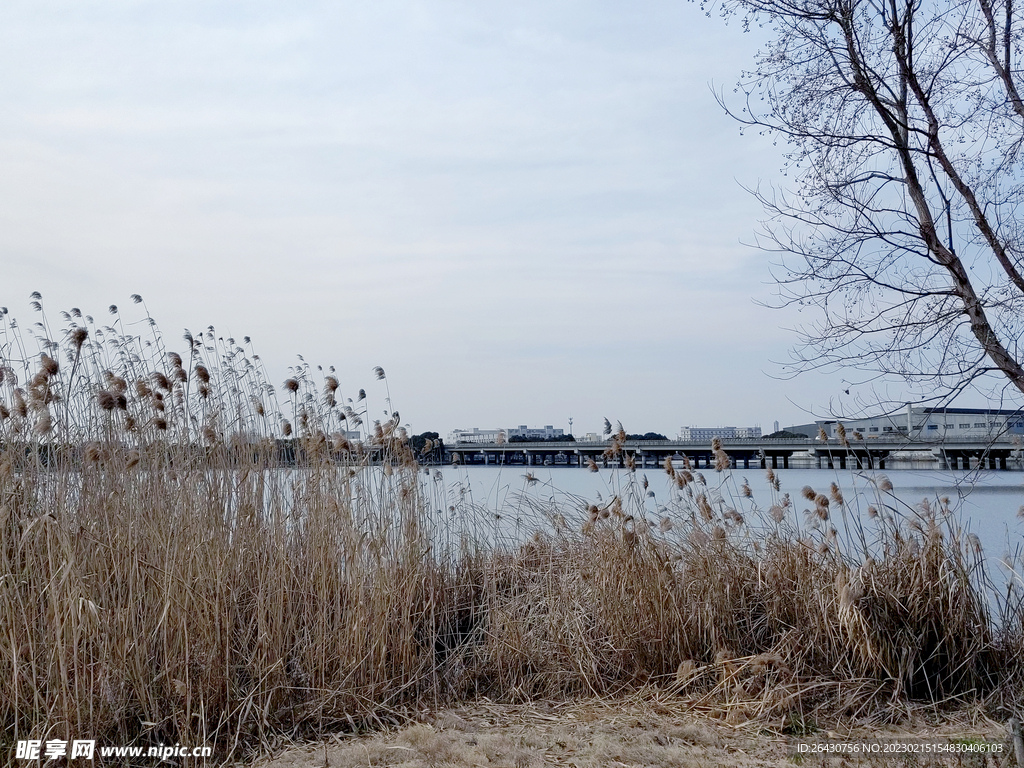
[820, 453, 841, 469]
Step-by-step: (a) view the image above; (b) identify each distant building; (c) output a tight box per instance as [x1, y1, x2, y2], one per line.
[507, 424, 564, 440]
[447, 427, 504, 444]
[791, 405, 1024, 440]
[678, 425, 761, 441]
[447, 424, 565, 444]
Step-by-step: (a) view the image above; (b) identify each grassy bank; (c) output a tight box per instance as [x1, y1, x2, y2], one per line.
[2, 299, 1022, 762]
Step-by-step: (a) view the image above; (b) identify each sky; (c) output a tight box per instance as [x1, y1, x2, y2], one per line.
[0, 0, 876, 438]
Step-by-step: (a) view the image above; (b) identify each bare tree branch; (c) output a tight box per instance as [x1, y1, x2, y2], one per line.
[707, 0, 1024, 399]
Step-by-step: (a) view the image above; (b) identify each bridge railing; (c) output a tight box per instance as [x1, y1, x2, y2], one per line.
[447, 435, 1022, 449]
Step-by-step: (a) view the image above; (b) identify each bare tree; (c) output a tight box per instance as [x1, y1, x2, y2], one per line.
[712, 0, 1024, 402]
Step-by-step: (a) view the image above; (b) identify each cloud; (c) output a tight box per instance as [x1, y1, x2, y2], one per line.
[0, 0, 843, 434]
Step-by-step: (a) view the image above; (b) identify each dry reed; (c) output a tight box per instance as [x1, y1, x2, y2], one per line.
[0, 297, 1021, 764]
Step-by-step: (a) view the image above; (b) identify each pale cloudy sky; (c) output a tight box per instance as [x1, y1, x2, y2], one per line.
[0, 0, 859, 437]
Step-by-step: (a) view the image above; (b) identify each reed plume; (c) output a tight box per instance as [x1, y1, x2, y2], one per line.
[0, 298, 1015, 765]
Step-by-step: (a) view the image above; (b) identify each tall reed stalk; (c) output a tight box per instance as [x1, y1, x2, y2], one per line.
[0, 296, 1020, 763]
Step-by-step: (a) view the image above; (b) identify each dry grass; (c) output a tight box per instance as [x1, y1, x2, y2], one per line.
[249, 696, 1013, 768]
[250, 698, 763, 768]
[1, 297, 1023, 764]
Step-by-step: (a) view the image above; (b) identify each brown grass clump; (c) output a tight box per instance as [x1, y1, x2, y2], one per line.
[0, 296, 1021, 764]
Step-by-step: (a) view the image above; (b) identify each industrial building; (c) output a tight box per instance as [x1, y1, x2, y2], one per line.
[787, 406, 1024, 440]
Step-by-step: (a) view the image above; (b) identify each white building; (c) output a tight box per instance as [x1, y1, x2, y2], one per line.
[811, 406, 1024, 440]
[678, 425, 762, 441]
[447, 427, 505, 444]
[447, 424, 566, 444]
[507, 424, 564, 440]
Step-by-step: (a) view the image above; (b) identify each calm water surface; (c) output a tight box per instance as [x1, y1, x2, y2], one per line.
[423, 464, 1024, 568]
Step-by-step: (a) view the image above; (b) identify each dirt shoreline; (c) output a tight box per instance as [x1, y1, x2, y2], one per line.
[245, 695, 1014, 768]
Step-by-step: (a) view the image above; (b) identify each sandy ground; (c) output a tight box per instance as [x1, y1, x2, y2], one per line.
[244, 696, 1015, 768]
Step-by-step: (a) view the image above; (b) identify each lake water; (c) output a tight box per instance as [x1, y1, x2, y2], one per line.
[419, 464, 1024, 577]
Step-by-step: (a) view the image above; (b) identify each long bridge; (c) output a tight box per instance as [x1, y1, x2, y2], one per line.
[446, 436, 1024, 471]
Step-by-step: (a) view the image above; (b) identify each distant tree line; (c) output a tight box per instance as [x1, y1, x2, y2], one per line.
[626, 432, 668, 441]
[763, 430, 808, 440]
[410, 431, 445, 461]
